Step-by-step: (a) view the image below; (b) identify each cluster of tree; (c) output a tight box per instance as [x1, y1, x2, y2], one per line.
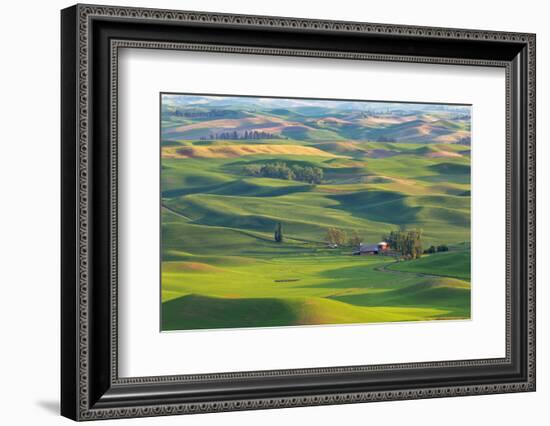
[424, 244, 449, 254]
[274, 222, 283, 243]
[243, 162, 323, 184]
[325, 228, 363, 248]
[206, 130, 284, 140]
[325, 228, 347, 246]
[383, 228, 424, 259]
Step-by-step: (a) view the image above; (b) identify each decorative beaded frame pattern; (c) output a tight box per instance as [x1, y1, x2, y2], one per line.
[72, 4, 535, 420]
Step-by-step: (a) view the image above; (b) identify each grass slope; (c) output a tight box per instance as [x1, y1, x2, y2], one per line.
[162, 294, 448, 330]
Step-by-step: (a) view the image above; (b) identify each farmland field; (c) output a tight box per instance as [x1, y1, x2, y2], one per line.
[160, 94, 471, 331]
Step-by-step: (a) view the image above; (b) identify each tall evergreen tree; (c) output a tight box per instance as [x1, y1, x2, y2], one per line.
[274, 222, 283, 243]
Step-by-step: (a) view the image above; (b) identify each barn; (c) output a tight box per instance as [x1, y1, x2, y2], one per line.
[354, 241, 389, 255]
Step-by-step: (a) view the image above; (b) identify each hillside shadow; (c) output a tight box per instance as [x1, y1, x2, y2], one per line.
[296, 262, 412, 290]
[428, 162, 470, 175]
[164, 179, 313, 199]
[211, 180, 313, 197]
[330, 279, 471, 318]
[327, 189, 420, 225]
[162, 294, 299, 331]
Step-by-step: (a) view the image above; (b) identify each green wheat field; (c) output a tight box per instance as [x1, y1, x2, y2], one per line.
[160, 94, 471, 331]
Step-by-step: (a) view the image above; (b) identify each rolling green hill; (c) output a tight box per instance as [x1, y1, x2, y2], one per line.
[159, 94, 472, 330]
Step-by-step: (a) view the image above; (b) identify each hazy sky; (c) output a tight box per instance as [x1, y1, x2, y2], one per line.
[162, 94, 471, 115]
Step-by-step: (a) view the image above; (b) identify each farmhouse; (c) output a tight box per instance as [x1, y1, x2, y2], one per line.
[354, 241, 389, 255]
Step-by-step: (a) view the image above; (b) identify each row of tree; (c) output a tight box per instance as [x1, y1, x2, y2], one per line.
[206, 130, 284, 140]
[424, 244, 449, 254]
[172, 108, 240, 119]
[244, 162, 324, 184]
[273, 223, 449, 262]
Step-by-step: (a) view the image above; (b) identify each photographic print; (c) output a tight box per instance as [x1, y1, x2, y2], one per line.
[160, 93, 471, 331]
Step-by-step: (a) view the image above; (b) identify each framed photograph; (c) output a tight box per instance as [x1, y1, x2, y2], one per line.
[61, 4, 536, 421]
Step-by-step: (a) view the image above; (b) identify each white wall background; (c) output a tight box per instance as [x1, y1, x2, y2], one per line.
[0, 0, 546, 424]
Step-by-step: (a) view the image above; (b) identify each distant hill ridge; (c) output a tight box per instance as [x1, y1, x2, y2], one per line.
[162, 98, 470, 145]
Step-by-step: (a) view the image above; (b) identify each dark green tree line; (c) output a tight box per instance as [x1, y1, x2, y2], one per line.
[243, 162, 323, 184]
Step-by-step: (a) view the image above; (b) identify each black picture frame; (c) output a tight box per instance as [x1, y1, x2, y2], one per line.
[61, 4, 536, 421]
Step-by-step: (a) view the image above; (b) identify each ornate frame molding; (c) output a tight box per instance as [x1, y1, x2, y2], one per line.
[61, 4, 536, 421]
